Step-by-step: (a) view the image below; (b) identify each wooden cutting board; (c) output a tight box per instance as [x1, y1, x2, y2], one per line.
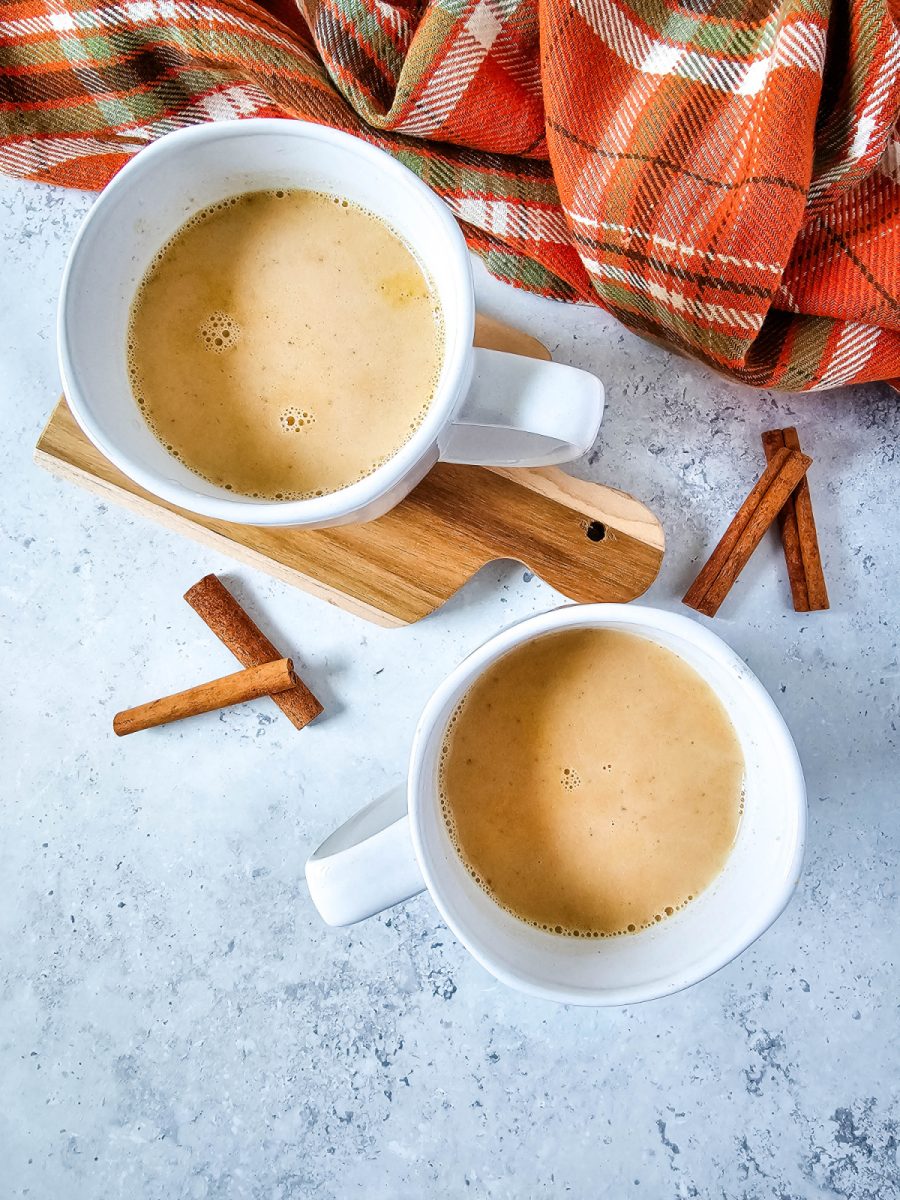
[34, 315, 664, 626]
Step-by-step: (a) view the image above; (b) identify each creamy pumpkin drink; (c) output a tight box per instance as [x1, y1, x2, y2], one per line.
[440, 628, 744, 937]
[127, 188, 443, 500]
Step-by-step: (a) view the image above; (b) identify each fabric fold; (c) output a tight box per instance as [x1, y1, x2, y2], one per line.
[1, 0, 897, 389]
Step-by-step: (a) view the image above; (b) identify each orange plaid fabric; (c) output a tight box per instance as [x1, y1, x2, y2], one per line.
[1, 0, 898, 390]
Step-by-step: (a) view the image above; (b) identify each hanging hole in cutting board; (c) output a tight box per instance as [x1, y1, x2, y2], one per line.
[586, 521, 607, 542]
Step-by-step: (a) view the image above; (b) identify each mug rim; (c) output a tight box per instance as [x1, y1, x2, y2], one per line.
[57, 118, 474, 527]
[407, 603, 807, 1006]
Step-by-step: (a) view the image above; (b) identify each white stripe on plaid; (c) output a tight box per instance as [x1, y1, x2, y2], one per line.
[0, 8, 59, 34]
[490, 36, 542, 98]
[371, 0, 415, 41]
[560, 72, 656, 202]
[0, 0, 319, 67]
[817, 323, 881, 388]
[398, 0, 502, 135]
[0, 83, 271, 176]
[586, 261, 766, 332]
[573, 0, 826, 97]
[451, 196, 571, 240]
[570, 213, 784, 273]
[0, 135, 141, 176]
[772, 280, 802, 312]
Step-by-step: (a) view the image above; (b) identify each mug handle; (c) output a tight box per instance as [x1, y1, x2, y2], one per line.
[305, 784, 425, 926]
[439, 347, 605, 467]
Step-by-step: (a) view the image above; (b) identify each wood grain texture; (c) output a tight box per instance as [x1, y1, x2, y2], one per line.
[35, 318, 664, 626]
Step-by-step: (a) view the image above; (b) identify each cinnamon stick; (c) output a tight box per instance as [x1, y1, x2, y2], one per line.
[184, 575, 323, 729]
[114, 658, 297, 736]
[683, 447, 812, 617]
[761, 428, 828, 612]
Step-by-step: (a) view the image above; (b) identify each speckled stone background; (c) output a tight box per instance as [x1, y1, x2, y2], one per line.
[1, 172, 898, 1200]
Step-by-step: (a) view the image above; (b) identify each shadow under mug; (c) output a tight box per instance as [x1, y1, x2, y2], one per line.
[306, 605, 806, 1006]
[58, 119, 605, 529]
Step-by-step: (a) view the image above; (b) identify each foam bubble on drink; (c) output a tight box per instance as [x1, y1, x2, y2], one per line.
[560, 767, 582, 792]
[280, 406, 316, 432]
[199, 310, 241, 353]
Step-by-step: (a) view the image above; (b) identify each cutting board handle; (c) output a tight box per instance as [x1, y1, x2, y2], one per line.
[439, 347, 605, 467]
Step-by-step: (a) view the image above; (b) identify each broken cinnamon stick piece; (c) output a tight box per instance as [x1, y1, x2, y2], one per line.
[184, 575, 323, 730]
[762, 428, 829, 612]
[683, 447, 812, 617]
[114, 658, 297, 736]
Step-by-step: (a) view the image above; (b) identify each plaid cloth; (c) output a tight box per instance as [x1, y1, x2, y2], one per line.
[1, 0, 898, 391]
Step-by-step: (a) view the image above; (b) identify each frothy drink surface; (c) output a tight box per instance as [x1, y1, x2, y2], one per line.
[127, 189, 443, 500]
[440, 629, 744, 937]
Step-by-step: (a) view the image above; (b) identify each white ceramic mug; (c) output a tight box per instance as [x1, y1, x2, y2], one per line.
[306, 605, 806, 1005]
[58, 119, 604, 529]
